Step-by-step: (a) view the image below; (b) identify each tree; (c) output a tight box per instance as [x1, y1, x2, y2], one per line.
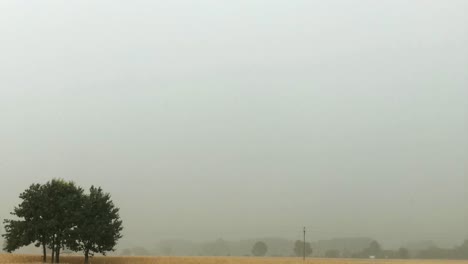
[69, 186, 123, 264]
[352, 240, 383, 259]
[42, 179, 84, 263]
[293, 240, 312, 257]
[368, 240, 382, 257]
[325, 249, 340, 258]
[452, 240, 468, 259]
[398, 247, 409, 259]
[251, 241, 268, 256]
[3, 183, 50, 262]
[3, 180, 123, 263]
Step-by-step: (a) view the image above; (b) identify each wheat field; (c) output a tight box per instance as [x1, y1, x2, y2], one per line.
[1, 255, 468, 264]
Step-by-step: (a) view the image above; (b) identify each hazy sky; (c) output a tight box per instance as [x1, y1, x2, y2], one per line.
[1, 0, 467, 249]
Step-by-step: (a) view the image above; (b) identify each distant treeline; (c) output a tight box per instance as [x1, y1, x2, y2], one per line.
[120, 238, 468, 260]
[417, 241, 468, 260]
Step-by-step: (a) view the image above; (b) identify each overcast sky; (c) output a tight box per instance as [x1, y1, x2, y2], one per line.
[1, 0, 467, 249]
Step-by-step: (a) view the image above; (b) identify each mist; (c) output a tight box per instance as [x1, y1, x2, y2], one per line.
[1, 0, 467, 253]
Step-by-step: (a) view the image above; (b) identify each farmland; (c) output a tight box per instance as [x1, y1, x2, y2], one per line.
[1, 255, 468, 264]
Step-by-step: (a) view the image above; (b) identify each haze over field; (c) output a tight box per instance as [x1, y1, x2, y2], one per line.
[0, 0, 467, 253]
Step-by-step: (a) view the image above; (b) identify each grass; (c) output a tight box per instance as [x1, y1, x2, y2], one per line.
[1, 255, 468, 264]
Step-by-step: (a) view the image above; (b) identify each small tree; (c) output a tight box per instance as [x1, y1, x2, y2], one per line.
[368, 240, 382, 258]
[69, 186, 123, 264]
[398, 247, 409, 259]
[293, 240, 312, 257]
[251, 241, 268, 256]
[352, 240, 383, 259]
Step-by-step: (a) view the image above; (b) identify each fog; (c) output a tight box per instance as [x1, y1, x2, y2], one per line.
[1, 0, 467, 252]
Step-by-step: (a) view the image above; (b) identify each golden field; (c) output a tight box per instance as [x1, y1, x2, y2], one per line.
[1, 255, 468, 264]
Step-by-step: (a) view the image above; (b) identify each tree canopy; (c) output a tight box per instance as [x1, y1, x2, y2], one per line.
[69, 186, 123, 263]
[251, 241, 268, 256]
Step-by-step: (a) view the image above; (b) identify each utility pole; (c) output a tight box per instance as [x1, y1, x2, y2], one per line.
[303, 226, 306, 261]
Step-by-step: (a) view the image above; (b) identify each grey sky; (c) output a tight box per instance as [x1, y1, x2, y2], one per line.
[1, 0, 467, 249]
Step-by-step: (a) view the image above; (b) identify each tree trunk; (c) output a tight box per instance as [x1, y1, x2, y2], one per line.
[84, 250, 89, 264]
[42, 242, 47, 263]
[55, 246, 60, 263]
[51, 244, 55, 263]
[51, 234, 56, 263]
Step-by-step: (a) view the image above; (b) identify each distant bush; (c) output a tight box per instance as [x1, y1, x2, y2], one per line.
[325, 249, 340, 258]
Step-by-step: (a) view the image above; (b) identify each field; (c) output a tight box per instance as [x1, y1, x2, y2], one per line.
[1, 255, 468, 264]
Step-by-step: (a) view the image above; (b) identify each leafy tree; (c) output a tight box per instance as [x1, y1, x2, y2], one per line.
[4, 180, 84, 263]
[293, 240, 312, 257]
[69, 186, 123, 263]
[42, 179, 84, 263]
[3, 183, 50, 262]
[3, 179, 123, 263]
[251, 241, 268, 256]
